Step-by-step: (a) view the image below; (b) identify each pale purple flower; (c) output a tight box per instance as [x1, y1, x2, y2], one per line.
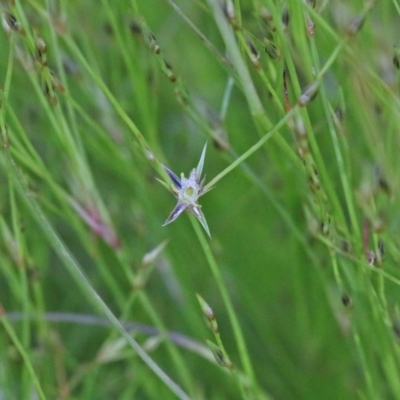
[162, 143, 211, 237]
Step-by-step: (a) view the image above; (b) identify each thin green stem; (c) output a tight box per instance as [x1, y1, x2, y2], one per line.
[190, 215, 256, 389]
[204, 106, 297, 192]
[0, 309, 47, 400]
[309, 38, 361, 243]
[62, 36, 171, 184]
[206, 0, 264, 117]
[4, 149, 191, 400]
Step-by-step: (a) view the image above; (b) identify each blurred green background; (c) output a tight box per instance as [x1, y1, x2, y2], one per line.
[1, 1, 400, 399]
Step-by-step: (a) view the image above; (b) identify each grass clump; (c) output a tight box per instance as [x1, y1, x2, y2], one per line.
[1, 0, 400, 399]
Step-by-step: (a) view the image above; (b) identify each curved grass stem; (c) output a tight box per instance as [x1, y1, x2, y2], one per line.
[190, 214, 258, 395]
[4, 149, 191, 400]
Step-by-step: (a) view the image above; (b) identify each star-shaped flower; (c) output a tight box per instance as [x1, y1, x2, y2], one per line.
[161, 143, 211, 237]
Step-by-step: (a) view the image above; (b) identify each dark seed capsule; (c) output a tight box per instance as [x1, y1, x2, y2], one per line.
[260, 7, 273, 23]
[341, 240, 350, 253]
[347, 15, 365, 36]
[5, 13, 18, 30]
[265, 40, 278, 60]
[261, 8, 276, 32]
[164, 60, 176, 82]
[215, 349, 225, 365]
[393, 53, 400, 70]
[214, 349, 233, 369]
[378, 177, 390, 194]
[367, 250, 376, 265]
[129, 20, 142, 36]
[3, 12, 26, 36]
[374, 165, 390, 194]
[342, 294, 351, 307]
[27, 265, 41, 281]
[103, 22, 113, 36]
[148, 33, 160, 54]
[321, 219, 329, 235]
[334, 106, 344, 121]
[248, 40, 259, 60]
[282, 9, 290, 29]
[307, 0, 316, 8]
[212, 136, 229, 152]
[393, 324, 400, 338]
[378, 239, 385, 259]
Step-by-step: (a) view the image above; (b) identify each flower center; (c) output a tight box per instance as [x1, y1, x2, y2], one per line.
[179, 175, 199, 205]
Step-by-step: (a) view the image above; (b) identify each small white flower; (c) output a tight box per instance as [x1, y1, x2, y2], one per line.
[161, 143, 211, 237]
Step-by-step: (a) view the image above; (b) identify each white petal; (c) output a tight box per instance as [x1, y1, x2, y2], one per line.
[195, 142, 207, 181]
[191, 205, 211, 237]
